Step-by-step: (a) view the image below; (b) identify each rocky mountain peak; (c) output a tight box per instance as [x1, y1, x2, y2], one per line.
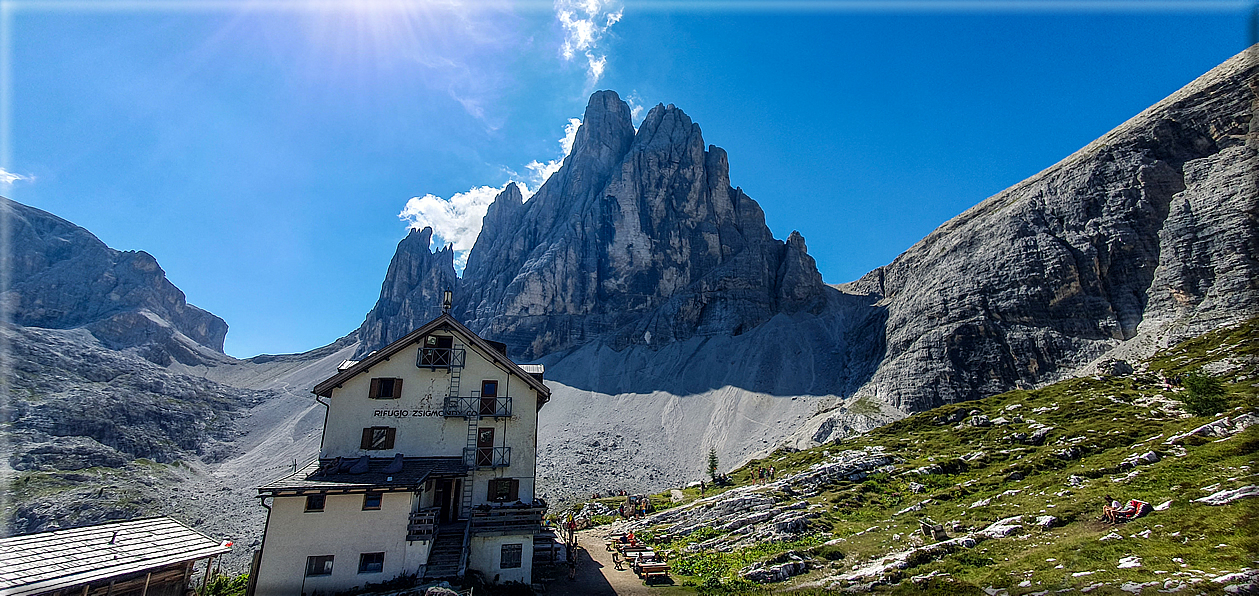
[564, 90, 636, 182]
[1, 197, 228, 365]
[356, 91, 832, 359]
[354, 225, 457, 358]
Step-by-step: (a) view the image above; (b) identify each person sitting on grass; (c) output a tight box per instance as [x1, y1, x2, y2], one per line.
[1102, 494, 1121, 523]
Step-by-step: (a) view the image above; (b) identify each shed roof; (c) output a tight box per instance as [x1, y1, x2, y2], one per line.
[0, 517, 230, 596]
[313, 313, 551, 404]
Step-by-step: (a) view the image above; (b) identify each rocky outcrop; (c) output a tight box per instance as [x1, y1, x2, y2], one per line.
[835, 45, 1259, 414]
[356, 91, 835, 360]
[1, 198, 229, 364]
[354, 226, 457, 357]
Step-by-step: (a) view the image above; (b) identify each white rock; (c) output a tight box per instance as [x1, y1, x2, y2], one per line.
[1194, 485, 1259, 506]
[1118, 555, 1142, 569]
[1154, 500, 1172, 511]
[1100, 532, 1123, 541]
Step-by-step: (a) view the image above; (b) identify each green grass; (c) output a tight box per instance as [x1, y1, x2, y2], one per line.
[600, 319, 1259, 594]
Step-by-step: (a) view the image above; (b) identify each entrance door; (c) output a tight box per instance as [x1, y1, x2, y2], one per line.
[435, 478, 463, 522]
[479, 380, 498, 416]
[477, 427, 495, 467]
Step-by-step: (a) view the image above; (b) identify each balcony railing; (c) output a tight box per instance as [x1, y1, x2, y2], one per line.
[443, 396, 512, 418]
[469, 505, 546, 537]
[464, 447, 510, 468]
[406, 507, 439, 541]
[416, 347, 465, 370]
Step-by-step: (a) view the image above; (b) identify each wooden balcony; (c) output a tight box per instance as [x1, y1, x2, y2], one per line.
[443, 396, 512, 418]
[416, 347, 465, 370]
[463, 447, 510, 468]
[469, 505, 546, 537]
[406, 507, 439, 541]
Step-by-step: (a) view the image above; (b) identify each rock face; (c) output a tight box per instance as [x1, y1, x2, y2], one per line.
[355, 91, 833, 360]
[2, 198, 229, 364]
[347, 47, 1258, 486]
[835, 46, 1259, 414]
[355, 226, 457, 355]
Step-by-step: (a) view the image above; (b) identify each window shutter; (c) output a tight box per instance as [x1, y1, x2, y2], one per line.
[384, 427, 397, 449]
[361, 428, 373, 449]
[392, 378, 403, 398]
[510, 479, 520, 501]
[369, 378, 380, 398]
[487, 480, 496, 501]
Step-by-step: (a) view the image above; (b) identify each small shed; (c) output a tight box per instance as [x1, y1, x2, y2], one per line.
[0, 516, 231, 596]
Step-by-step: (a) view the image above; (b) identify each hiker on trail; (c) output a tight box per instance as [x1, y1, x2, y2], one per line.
[770, 466, 776, 480]
[700, 480, 706, 495]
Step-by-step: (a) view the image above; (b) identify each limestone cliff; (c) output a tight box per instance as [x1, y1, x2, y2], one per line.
[1, 197, 229, 365]
[356, 91, 834, 361]
[829, 45, 1258, 418]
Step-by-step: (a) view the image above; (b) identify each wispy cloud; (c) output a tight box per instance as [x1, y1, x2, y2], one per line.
[0, 168, 29, 185]
[399, 116, 582, 274]
[555, 0, 622, 84]
[624, 91, 646, 126]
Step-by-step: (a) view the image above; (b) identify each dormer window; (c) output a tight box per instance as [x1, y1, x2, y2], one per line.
[368, 378, 403, 399]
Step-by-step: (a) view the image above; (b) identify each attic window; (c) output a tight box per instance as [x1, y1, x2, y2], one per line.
[369, 378, 403, 399]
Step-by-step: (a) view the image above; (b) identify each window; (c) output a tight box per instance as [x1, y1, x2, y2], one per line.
[363, 493, 382, 510]
[306, 555, 334, 576]
[481, 380, 498, 397]
[358, 552, 385, 574]
[368, 378, 403, 399]
[361, 426, 396, 450]
[500, 544, 522, 569]
[305, 494, 326, 512]
[487, 479, 519, 502]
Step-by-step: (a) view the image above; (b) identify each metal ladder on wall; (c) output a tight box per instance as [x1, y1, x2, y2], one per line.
[453, 341, 477, 519]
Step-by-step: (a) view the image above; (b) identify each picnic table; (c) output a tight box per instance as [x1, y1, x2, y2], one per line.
[637, 560, 670, 583]
[625, 549, 655, 562]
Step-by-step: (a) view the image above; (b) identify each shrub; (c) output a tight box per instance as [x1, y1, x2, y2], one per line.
[812, 544, 846, 560]
[1180, 370, 1228, 415]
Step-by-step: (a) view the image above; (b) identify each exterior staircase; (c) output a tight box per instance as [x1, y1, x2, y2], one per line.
[423, 523, 467, 579]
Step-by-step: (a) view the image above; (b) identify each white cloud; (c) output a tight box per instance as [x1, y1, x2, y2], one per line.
[0, 168, 28, 185]
[555, 0, 621, 83]
[399, 117, 583, 274]
[521, 117, 582, 197]
[398, 185, 502, 273]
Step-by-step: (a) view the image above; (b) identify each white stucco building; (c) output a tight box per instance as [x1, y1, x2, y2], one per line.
[251, 312, 550, 595]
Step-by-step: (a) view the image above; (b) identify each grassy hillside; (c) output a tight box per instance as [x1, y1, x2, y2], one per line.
[600, 320, 1258, 594]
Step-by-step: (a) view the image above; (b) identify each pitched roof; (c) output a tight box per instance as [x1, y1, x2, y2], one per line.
[0, 517, 230, 596]
[258, 456, 466, 495]
[313, 313, 550, 403]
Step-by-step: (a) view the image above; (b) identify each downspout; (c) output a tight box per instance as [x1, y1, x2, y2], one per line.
[315, 393, 330, 456]
[246, 496, 273, 596]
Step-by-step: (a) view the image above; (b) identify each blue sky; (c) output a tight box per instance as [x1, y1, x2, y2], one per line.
[2, 0, 1252, 358]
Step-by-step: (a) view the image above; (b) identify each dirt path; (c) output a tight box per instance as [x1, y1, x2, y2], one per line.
[543, 529, 682, 596]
